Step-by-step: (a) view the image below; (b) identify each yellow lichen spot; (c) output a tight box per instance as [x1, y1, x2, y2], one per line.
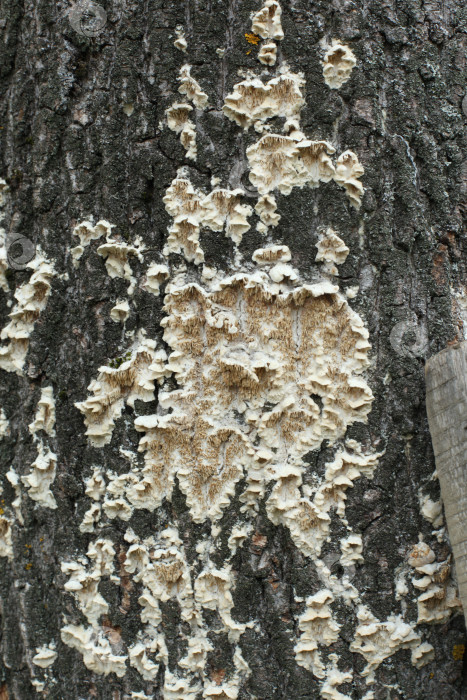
[453, 644, 465, 661]
[0, 508, 3, 515]
[245, 33, 260, 45]
[429, 672, 434, 678]
[25, 563, 33, 570]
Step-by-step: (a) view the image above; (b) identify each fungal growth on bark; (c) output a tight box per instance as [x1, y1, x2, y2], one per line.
[251, 0, 284, 65]
[75, 334, 169, 447]
[223, 69, 305, 130]
[0, 251, 56, 374]
[163, 178, 252, 263]
[315, 228, 350, 275]
[322, 41, 357, 89]
[0, 0, 465, 697]
[71, 220, 115, 266]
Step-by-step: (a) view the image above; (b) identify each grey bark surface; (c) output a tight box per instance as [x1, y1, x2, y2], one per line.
[426, 341, 467, 625]
[0, 0, 466, 698]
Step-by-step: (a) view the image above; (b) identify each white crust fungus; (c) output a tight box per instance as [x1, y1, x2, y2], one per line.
[223, 71, 305, 130]
[294, 590, 340, 678]
[60, 624, 127, 677]
[252, 245, 291, 265]
[79, 503, 102, 533]
[407, 542, 462, 623]
[322, 41, 357, 90]
[258, 42, 278, 66]
[166, 103, 197, 160]
[247, 134, 334, 193]
[246, 133, 364, 207]
[316, 228, 350, 276]
[97, 237, 145, 295]
[110, 299, 130, 323]
[350, 606, 422, 682]
[163, 178, 253, 264]
[32, 643, 58, 668]
[163, 178, 206, 264]
[178, 65, 208, 109]
[333, 151, 365, 209]
[255, 195, 281, 230]
[143, 263, 170, 296]
[411, 642, 435, 669]
[340, 533, 363, 566]
[174, 26, 188, 53]
[0, 250, 56, 375]
[71, 220, 115, 266]
[0, 180, 9, 292]
[21, 441, 57, 509]
[0, 407, 9, 439]
[0, 516, 13, 559]
[251, 0, 284, 41]
[75, 334, 169, 447]
[132, 273, 374, 529]
[29, 386, 56, 437]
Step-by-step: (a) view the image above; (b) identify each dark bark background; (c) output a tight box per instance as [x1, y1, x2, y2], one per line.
[0, 0, 466, 698]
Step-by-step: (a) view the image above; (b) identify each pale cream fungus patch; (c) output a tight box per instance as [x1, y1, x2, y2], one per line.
[134, 273, 373, 524]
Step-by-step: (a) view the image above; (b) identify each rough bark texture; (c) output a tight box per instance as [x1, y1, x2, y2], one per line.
[0, 0, 466, 698]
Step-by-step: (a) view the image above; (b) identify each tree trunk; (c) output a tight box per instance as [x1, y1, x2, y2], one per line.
[0, 0, 466, 698]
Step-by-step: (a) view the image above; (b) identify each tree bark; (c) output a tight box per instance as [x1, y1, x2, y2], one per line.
[0, 0, 466, 699]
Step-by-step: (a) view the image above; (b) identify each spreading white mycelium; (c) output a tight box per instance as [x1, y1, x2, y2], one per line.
[71, 219, 115, 266]
[0, 249, 56, 374]
[75, 333, 169, 447]
[29, 386, 56, 437]
[322, 41, 357, 89]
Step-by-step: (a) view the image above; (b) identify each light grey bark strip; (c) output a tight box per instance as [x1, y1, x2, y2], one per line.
[426, 340, 467, 624]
